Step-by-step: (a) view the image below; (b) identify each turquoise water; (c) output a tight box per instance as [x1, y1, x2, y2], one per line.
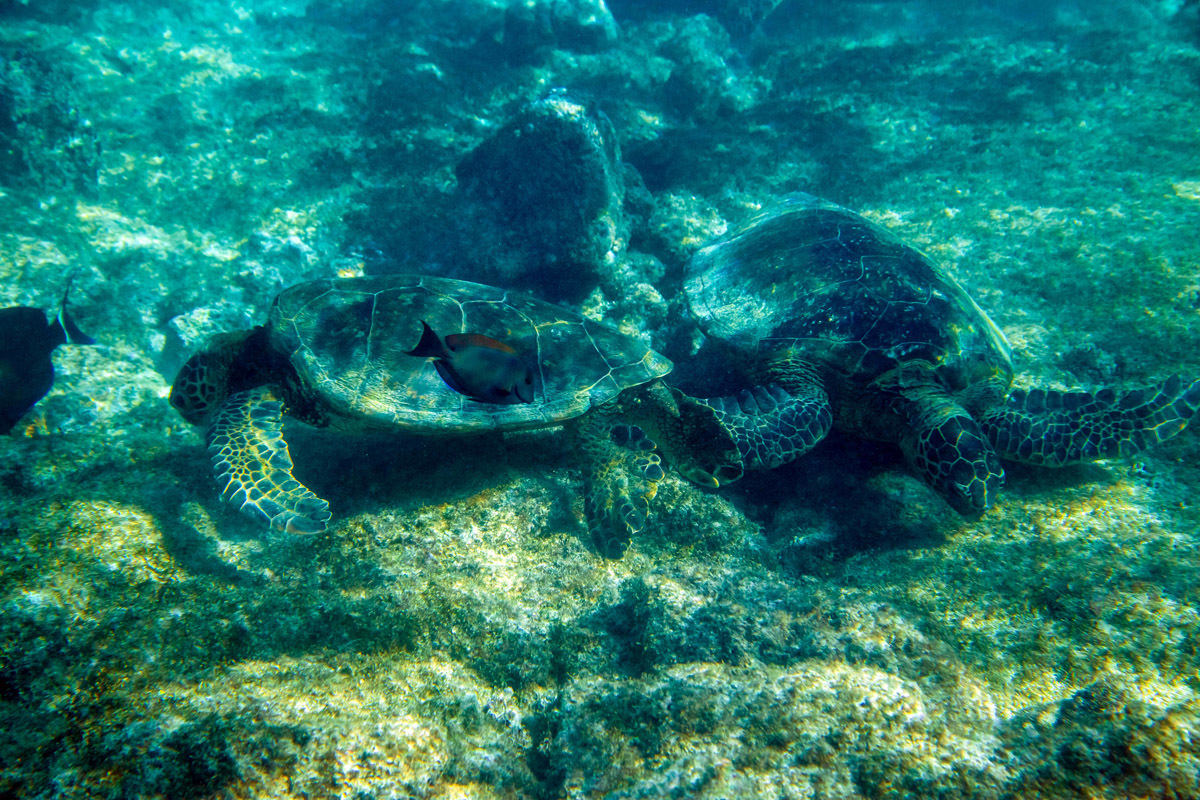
[2, 1, 1200, 797]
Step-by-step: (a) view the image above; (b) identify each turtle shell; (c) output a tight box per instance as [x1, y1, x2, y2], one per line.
[268, 275, 670, 434]
[684, 194, 1012, 392]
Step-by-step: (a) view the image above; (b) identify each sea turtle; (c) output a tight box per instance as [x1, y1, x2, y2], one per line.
[170, 274, 735, 547]
[679, 193, 1200, 514]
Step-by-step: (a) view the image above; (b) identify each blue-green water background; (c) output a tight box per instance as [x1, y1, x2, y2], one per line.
[2, 1, 1200, 797]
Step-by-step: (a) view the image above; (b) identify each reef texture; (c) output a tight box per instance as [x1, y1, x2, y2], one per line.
[2, 0, 1200, 798]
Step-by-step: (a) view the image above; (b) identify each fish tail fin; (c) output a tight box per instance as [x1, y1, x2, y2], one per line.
[54, 280, 96, 346]
[405, 320, 448, 359]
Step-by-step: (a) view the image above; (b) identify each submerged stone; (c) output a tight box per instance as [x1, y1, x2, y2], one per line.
[502, 0, 619, 60]
[455, 91, 629, 298]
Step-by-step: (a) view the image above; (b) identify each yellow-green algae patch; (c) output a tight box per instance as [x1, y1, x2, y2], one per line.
[144, 655, 533, 798]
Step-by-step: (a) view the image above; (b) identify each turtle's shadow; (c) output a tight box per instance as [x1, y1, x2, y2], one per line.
[721, 434, 946, 553]
[142, 422, 580, 587]
[284, 424, 574, 520]
[1000, 459, 1116, 502]
[85, 445, 433, 660]
[135, 445, 311, 586]
[720, 431, 1121, 563]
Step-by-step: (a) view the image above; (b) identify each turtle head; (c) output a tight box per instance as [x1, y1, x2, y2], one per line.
[169, 329, 260, 425]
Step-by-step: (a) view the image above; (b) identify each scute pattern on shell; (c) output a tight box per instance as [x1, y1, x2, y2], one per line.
[269, 275, 671, 434]
[684, 194, 1013, 392]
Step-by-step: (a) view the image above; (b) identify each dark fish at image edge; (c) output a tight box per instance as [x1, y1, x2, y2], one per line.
[405, 319, 534, 405]
[0, 285, 96, 434]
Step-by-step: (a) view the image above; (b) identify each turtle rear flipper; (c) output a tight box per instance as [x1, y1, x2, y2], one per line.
[207, 387, 331, 534]
[978, 375, 1200, 467]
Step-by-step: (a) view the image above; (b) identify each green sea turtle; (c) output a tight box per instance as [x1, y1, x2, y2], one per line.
[170, 274, 735, 546]
[679, 193, 1200, 514]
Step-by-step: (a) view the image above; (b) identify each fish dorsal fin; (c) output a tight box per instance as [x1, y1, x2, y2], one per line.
[444, 332, 517, 355]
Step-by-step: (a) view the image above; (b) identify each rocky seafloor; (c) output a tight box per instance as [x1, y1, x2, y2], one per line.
[2, 0, 1200, 797]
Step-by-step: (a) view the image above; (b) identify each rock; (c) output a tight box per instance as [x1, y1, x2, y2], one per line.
[0, 49, 100, 196]
[605, 0, 784, 37]
[660, 15, 757, 122]
[1001, 680, 1200, 798]
[503, 0, 619, 61]
[454, 91, 628, 298]
[159, 302, 254, 380]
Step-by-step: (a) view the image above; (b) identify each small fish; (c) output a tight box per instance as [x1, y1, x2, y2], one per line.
[406, 320, 534, 405]
[0, 284, 96, 434]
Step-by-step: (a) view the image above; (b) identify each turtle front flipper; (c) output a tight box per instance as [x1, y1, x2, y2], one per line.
[696, 381, 834, 472]
[207, 387, 332, 534]
[978, 375, 1200, 467]
[900, 399, 1005, 515]
[572, 407, 666, 559]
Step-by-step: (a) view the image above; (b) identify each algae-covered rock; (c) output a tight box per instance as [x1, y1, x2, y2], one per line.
[659, 15, 757, 121]
[605, 0, 785, 37]
[455, 91, 629, 297]
[0, 49, 100, 196]
[1001, 680, 1200, 798]
[502, 0, 620, 60]
[159, 300, 254, 379]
